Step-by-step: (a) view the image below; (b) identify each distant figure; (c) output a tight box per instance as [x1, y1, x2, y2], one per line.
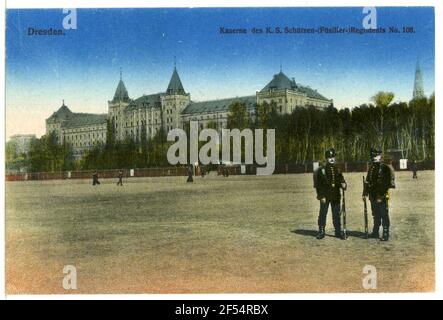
[412, 160, 418, 179]
[200, 164, 205, 178]
[223, 165, 229, 177]
[187, 165, 194, 183]
[92, 171, 100, 186]
[117, 170, 123, 186]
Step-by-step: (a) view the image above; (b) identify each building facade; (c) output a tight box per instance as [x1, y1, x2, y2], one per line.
[46, 67, 332, 158]
[46, 102, 107, 157]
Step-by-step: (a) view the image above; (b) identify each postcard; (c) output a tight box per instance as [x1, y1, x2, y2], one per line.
[4, 6, 435, 295]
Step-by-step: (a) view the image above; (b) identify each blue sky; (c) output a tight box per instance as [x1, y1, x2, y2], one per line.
[6, 7, 435, 138]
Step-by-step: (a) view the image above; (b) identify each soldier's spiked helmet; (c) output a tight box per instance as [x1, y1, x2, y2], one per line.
[370, 147, 382, 158]
[325, 148, 336, 159]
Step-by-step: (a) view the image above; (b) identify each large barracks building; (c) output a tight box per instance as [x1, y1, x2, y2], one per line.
[46, 65, 332, 158]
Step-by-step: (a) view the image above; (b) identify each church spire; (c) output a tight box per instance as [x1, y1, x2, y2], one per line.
[413, 60, 425, 100]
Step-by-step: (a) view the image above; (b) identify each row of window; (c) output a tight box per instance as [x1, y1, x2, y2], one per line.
[165, 101, 186, 107]
[112, 112, 162, 125]
[165, 122, 228, 133]
[125, 127, 158, 137]
[64, 132, 105, 142]
[266, 97, 328, 108]
[71, 141, 100, 148]
[269, 98, 303, 105]
[127, 111, 160, 119]
[180, 121, 227, 130]
[65, 125, 105, 134]
[123, 119, 159, 127]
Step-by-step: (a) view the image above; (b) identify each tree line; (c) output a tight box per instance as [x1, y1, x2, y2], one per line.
[6, 91, 434, 172]
[226, 92, 434, 164]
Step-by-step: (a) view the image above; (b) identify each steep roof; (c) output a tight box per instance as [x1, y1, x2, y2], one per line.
[113, 79, 129, 103]
[61, 113, 107, 128]
[125, 93, 163, 111]
[166, 67, 186, 95]
[261, 71, 297, 92]
[297, 85, 329, 101]
[260, 71, 329, 101]
[47, 102, 73, 121]
[182, 96, 256, 115]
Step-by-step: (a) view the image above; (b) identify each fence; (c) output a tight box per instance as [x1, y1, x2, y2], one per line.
[212, 160, 434, 176]
[6, 167, 188, 182]
[5, 160, 434, 182]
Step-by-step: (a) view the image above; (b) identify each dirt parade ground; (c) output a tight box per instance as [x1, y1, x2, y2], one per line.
[6, 171, 434, 293]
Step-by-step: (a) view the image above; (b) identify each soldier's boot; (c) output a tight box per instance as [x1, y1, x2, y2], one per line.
[369, 227, 380, 239]
[316, 227, 325, 240]
[334, 230, 342, 238]
[380, 228, 389, 241]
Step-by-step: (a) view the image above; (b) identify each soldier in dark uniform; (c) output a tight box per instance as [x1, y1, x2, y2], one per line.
[117, 170, 123, 186]
[411, 160, 418, 179]
[362, 148, 394, 241]
[187, 164, 194, 183]
[314, 148, 347, 240]
[220, 164, 226, 177]
[92, 171, 100, 186]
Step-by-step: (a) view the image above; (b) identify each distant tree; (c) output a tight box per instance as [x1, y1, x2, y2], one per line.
[370, 91, 395, 150]
[6, 141, 17, 164]
[372, 91, 395, 108]
[5, 141, 27, 172]
[255, 101, 278, 129]
[105, 118, 115, 149]
[27, 132, 74, 172]
[227, 101, 249, 130]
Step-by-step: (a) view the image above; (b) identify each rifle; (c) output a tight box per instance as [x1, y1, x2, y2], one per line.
[363, 176, 369, 238]
[341, 188, 347, 240]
